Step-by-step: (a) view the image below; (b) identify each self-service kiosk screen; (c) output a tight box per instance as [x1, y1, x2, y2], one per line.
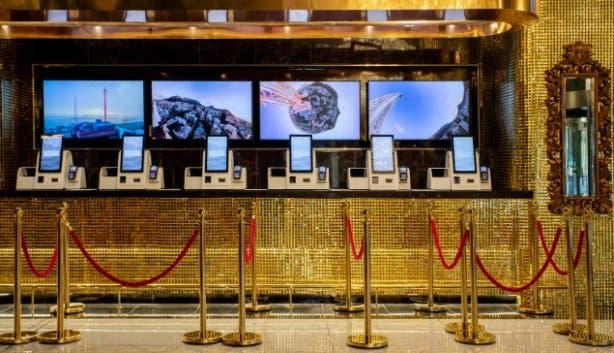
[452, 136, 476, 173]
[121, 135, 144, 172]
[371, 135, 394, 173]
[39, 135, 63, 173]
[290, 135, 312, 173]
[205, 135, 229, 172]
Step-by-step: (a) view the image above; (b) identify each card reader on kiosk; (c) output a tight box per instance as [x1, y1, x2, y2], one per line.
[347, 135, 411, 190]
[16, 135, 86, 190]
[267, 135, 329, 190]
[183, 135, 247, 190]
[426, 135, 491, 191]
[98, 135, 164, 190]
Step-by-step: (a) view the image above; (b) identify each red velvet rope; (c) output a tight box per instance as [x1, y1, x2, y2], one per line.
[69, 228, 198, 288]
[430, 219, 469, 270]
[245, 216, 256, 265]
[475, 228, 562, 292]
[346, 216, 365, 260]
[536, 221, 585, 275]
[20, 231, 58, 278]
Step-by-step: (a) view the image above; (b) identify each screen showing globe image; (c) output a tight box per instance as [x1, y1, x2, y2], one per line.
[259, 81, 360, 140]
[151, 81, 253, 140]
[368, 81, 470, 140]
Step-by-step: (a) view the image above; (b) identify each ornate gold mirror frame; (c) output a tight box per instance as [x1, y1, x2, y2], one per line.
[545, 42, 612, 215]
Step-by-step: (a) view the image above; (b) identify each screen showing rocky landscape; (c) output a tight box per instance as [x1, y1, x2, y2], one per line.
[151, 81, 253, 140]
[368, 81, 470, 140]
[259, 81, 360, 140]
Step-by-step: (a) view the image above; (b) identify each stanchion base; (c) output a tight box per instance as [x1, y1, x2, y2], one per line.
[222, 332, 262, 347]
[347, 334, 388, 349]
[50, 302, 86, 318]
[0, 331, 38, 345]
[518, 307, 554, 317]
[37, 329, 81, 344]
[444, 322, 484, 334]
[454, 330, 496, 345]
[552, 323, 587, 335]
[182, 330, 223, 345]
[569, 331, 613, 346]
[246, 303, 272, 313]
[414, 304, 448, 314]
[333, 304, 365, 313]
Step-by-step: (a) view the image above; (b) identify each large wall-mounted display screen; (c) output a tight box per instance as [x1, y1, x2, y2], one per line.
[121, 135, 144, 173]
[290, 135, 313, 173]
[151, 81, 253, 140]
[38, 135, 63, 173]
[205, 135, 229, 173]
[43, 80, 144, 140]
[452, 135, 476, 173]
[260, 81, 360, 140]
[368, 81, 470, 140]
[370, 135, 395, 173]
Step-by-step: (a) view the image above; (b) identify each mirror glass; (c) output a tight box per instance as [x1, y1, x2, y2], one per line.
[563, 76, 595, 197]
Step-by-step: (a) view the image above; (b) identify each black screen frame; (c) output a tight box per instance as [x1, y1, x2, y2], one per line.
[370, 134, 395, 174]
[120, 135, 145, 173]
[452, 135, 477, 174]
[289, 134, 313, 173]
[38, 135, 64, 173]
[204, 135, 229, 173]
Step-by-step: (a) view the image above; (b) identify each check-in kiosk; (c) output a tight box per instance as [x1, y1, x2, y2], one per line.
[267, 135, 329, 190]
[427, 135, 491, 191]
[16, 135, 86, 190]
[99, 135, 164, 190]
[184, 135, 247, 190]
[347, 135, 410, 190]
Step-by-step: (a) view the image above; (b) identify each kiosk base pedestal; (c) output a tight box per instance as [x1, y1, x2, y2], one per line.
[182, 330, 223, 345]
[37, 329, 80, 344]
[0, 331, 38, 345]
[347, 334, 388, 349]
[222, 332, 262, 347]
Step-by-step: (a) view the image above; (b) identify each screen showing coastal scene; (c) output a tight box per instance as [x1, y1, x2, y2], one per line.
[151, 81, 253, 140]
[43, 80, 144, 140]
[260, 81, 360, 140]
[368, 81, 470, 140]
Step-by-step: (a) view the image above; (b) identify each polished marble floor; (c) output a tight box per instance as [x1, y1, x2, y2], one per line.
[1, 317, 613, 353]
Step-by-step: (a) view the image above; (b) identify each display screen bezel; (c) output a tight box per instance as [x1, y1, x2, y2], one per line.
[370, 134, 395, 174]
[452, 135, 477, 173]
[205, 135, 229, 173]
[120, 135, 145, 173]
[289, 134, 313, 173]
[38, 135, 64, 173]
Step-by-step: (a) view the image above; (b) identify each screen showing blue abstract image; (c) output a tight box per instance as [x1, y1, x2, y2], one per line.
[371, 135, 394, 173]
[290, 135, 312, 172]
[121, 135, 144, 172]
[205, 135, 229, 172]
[260, 81, 360, 140]
[368, 81, 470, 140]
[151, 81, 253, 140]
[39, 135, 63, 173]
[43, 80, 144, 140]
[452, 136, 476, 173]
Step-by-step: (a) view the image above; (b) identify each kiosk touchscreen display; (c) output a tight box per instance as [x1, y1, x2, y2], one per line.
[205, 135, 229, 173]
[290, 135, 312, 173]
[452, 136, 476, 173]
[39, 135, 63, 173]
[371, 135, 394, 173]
[121, 135, 144, 172]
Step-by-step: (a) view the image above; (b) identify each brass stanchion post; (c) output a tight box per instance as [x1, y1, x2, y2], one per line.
[553, 212, 586, 335]
[519, 202, 553, 316]
[0, 208, 38, 345]
[569, 211, 613, 346]
[38, 204, 80, 344]
[415, 203, 447, 315]
[454, 210, 495, 345]
[334, 202, 364, 313]
[183, 209, 222, 345]
[347, 209, 388, 349]
[222, 208, 262, 347]
[246, 202, 271, 313]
